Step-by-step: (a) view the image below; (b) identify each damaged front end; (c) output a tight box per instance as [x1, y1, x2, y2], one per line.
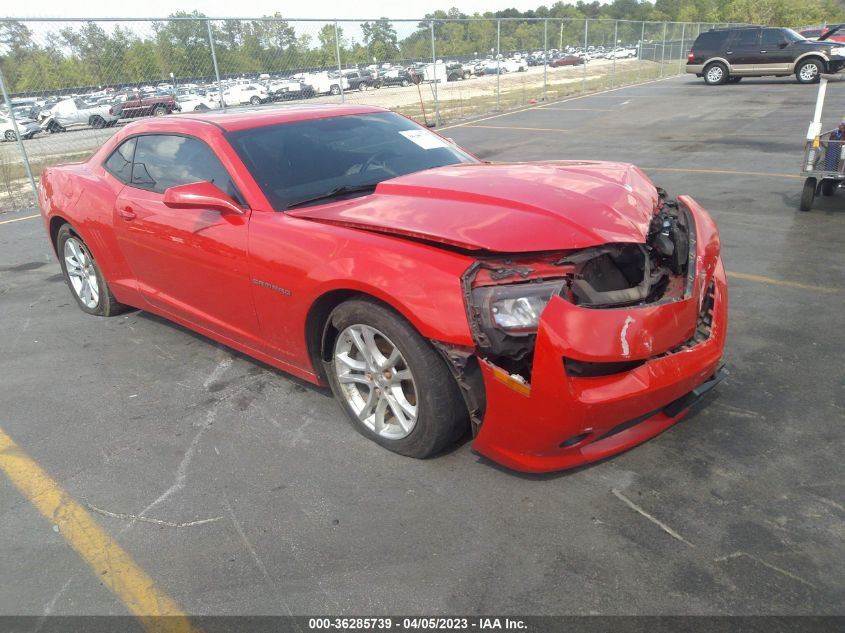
[449, 192, 727, 473]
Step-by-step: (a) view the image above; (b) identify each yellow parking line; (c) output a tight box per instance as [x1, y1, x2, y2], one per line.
[641, 167, 802, 180]
[727, 271, 841, 294]
[0, 213, 39, 225]
[0, 427, 197, 633]
[464, 125, 570, 133]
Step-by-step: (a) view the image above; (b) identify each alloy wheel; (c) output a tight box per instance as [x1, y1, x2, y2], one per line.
[800, 63, 819, 82]
[706, 66, 723, 83]
[64, 237, 99, 309]
[333, 324, 418, 440]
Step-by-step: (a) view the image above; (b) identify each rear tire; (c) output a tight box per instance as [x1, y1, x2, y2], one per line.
[330, 85, 341, 95]
[249, 96, 261, 105]
[56, 224, 128, 317]
[4, 130, 16, 141]
[703, 62, 728, 85]
[152, 105, 167, 116]
[800, 177, 817, 212]
[324, 299, 467, 459]
[90, 116, 106, 129]
[821, 178, 836, 196]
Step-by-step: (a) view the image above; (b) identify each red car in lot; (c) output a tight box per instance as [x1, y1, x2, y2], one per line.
[550, 55, 585, 67]
[38, 105, 727, 473]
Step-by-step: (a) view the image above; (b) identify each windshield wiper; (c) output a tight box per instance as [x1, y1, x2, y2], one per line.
[286, 183, 380, 210]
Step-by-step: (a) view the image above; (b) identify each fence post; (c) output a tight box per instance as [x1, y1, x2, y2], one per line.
[611, 20, 618, 88]
[431, 21, 440, 125]
[496, 19, 501, 111]
[582, 19, 588, 93]
[660, 22, 668, 77]
[334, 21, 345, 104]
[206, 19, 225, 113]
[543, 19, 548, 102]
[679, 22, 686, 75]
[0, 67, 38, 208]
[639, 21, 646, 81]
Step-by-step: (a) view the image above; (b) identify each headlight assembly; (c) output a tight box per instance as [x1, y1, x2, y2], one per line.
[471, 279, 565, 336]
[831, 47, 845, 56]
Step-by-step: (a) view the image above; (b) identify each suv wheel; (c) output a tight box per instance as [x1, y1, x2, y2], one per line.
[703, 62, 728, 85]
[796, 59, 822, 84]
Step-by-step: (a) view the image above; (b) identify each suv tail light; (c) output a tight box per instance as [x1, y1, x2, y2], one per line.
[687, 52, 695, 61]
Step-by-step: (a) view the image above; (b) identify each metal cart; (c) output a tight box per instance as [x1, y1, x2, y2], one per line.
[800, 74, 845, 211]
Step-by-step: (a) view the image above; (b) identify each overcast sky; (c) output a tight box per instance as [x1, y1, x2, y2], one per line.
[3, 0, 569, 20]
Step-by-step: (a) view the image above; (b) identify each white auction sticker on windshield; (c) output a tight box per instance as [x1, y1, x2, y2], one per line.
[399, 129, 450, 150]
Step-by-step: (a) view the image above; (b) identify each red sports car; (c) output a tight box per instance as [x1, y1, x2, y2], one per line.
[39, 105, 727, 473]
[550, 55, 585, 67]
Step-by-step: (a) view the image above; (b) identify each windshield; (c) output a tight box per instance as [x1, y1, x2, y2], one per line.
[783, 29, 806, 42]
[227, 111, 478, 211]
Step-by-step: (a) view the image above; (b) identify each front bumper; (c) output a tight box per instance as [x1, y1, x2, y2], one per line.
[471, 196, 728, 473]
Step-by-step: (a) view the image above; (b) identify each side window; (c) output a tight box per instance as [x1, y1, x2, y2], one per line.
[732, 29, 760, 47]
[130, 135, 243, 203]
[762, 30, 785, 47]
[103, 138, 136, 184]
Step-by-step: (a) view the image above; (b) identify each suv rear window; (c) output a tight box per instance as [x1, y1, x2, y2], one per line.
[693, 30, 730, 50]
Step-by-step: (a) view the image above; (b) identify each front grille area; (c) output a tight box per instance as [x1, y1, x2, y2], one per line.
[657, 278, 717, 358]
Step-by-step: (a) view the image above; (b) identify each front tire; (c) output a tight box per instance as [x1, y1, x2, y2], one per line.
[800, 177, 817, 212]
[152, 105, 167, 117]
[56, 225, 127, 316]
[249, 96, 261, 105]
[703, 62, 728, 85]
[325, 299, 467, 458]
[796, 59, 823, 84]
[4, 130, 16, 141]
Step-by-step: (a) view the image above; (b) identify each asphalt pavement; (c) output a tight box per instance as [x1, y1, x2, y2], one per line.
[0, 74, 843, 620]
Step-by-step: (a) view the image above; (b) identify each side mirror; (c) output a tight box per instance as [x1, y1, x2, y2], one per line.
[163, 181, 245, 215]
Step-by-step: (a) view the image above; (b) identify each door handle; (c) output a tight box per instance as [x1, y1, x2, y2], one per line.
[726, 51, 733, 54]
[760, 50, 767, 53]
[118, 206, 136, 220]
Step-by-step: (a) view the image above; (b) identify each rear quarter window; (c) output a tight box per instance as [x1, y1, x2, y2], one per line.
[693, 31, 730, 51]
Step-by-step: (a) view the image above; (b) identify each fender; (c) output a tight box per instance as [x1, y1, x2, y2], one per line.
[247, 210, 476, 372]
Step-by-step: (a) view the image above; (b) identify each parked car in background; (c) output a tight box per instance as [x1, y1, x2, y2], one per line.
[118, 91, 179, 118]
[799, 27, 824, 41]
[1, 114, 40, 141]
[175, 93, 221, 112]
[342, 70, 380, 91]
[550, 55, 585, 67]
[39, 104, 727, 474]
[38, 97, 120, 132]
[222, 84, 270, 106]
[380, 67, 420, 87]
[687, 26, 845, 84]
[268, 78, 310, 101]
[446, 62, 472, 81]
[295, 71, 346, 96]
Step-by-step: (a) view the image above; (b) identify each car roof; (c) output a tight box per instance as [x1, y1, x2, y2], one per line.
[123, 103, 388, 134]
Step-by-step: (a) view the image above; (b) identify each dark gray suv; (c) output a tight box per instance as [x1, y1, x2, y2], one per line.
[686, 26, 845, 85]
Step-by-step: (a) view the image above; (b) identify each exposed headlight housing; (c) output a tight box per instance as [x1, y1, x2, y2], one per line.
[471, 279, 565, 336]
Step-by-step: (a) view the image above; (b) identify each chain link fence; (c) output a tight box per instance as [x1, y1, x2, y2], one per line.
[0, 16, 738, 210]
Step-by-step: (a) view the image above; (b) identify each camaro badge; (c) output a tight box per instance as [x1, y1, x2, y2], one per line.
[252, 279, 291, 296]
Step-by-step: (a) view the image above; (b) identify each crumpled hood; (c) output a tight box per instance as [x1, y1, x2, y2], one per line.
[287, 161, 660, 252]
